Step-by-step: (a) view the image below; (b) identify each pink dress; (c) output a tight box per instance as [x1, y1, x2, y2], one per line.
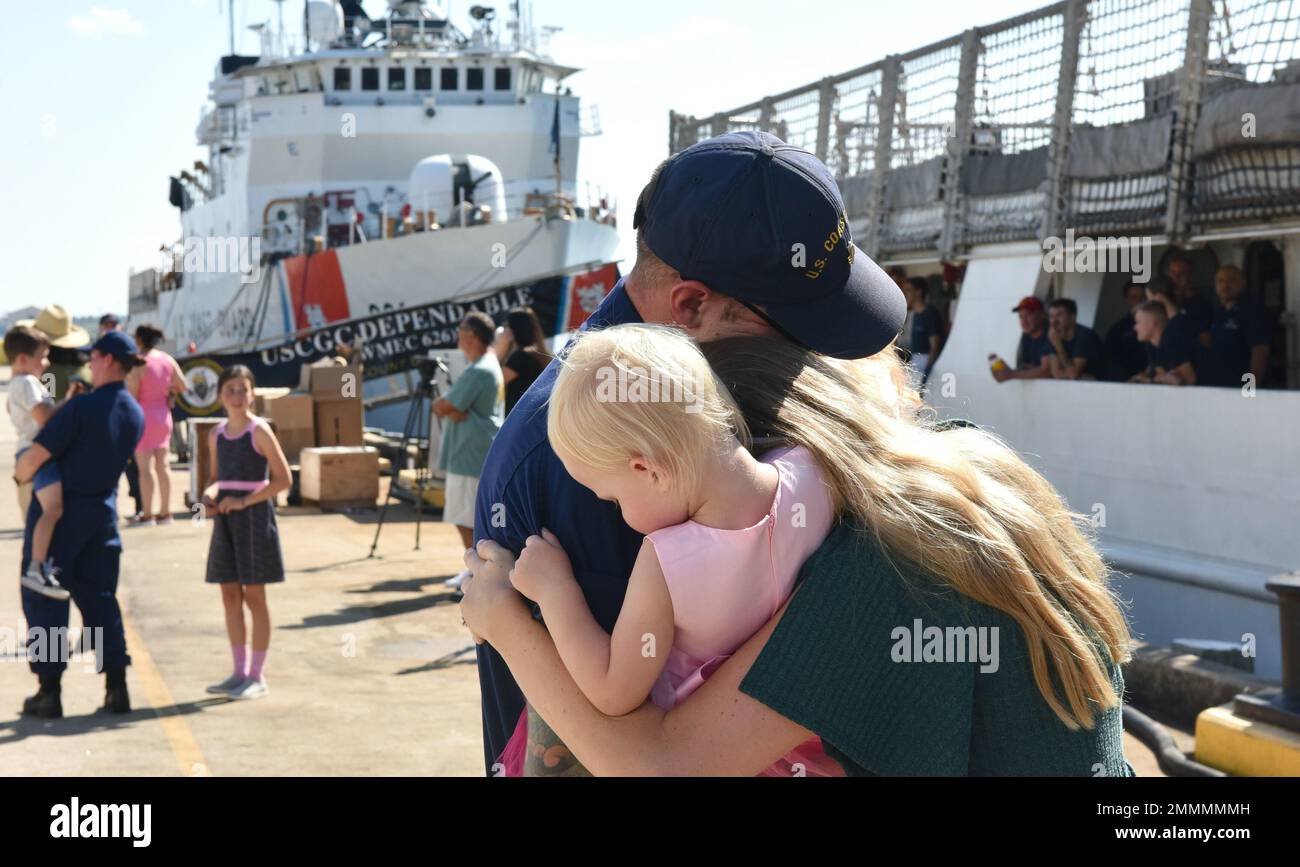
[136, 350, 176, 451]
[498, 445, 844, 777]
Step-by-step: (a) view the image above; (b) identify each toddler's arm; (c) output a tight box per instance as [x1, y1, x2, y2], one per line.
[513, 533, 673, 717]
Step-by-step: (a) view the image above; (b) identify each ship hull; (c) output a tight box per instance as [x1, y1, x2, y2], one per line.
[134, 216, 620, 354]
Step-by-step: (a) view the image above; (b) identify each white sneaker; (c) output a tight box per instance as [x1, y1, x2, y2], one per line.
[21, 561, 70, 601]
[228, 677, 268, 700]
[443, 569, 471, 590]
[206, 672, 248, 695]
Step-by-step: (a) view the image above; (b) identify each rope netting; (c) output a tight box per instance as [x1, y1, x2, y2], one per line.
[1192, 0, 1300, 221]
[668, 0, 1300, 253]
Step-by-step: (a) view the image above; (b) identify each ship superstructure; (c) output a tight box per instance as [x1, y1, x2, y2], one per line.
[130, 0, 618, 355]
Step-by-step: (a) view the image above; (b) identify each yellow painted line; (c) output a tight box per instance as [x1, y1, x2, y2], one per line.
[121, 611, 213, 777]
[1195, 705, 1300, 777]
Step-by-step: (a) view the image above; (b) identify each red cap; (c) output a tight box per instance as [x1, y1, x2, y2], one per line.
[1011, 296, 1044, 313]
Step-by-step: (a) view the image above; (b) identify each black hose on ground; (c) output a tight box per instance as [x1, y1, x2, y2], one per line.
[1122, 705, 1226, 777]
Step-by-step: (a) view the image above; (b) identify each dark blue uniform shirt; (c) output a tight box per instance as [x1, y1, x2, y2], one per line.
[1207, 299, 1270, 387]
[27, 381, 144, 552]
[1147, 313, 1200, 379]
[908, 306, 943, 357]
[1015, 330, 1050, 370]
[1104, 312, 1147, 381]
[1059, 324, 1105, 379]
[472, 280, 645, 771]
[1181, 293, 1214, 340]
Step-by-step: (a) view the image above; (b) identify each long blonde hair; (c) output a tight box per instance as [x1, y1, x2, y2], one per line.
[701, 336, 1132, 730]
[547, 324, 750, 493]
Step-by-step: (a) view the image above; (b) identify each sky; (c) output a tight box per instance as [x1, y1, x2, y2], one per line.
[0, 0, 1050, 317]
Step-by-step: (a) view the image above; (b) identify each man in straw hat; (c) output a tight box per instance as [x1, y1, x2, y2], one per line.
[16, 305, 91, 401]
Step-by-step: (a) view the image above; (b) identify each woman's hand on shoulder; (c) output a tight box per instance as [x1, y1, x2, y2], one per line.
[511, 529, 576, 606]
[461, 539, 528, 644]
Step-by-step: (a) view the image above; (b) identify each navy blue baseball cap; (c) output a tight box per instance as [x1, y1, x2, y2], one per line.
[92, 330, 140, 363]
[633, 131, 906, 359]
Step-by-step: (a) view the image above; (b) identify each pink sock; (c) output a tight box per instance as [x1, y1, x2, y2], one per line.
[232, 645, 248, 679]
[249, 650, 267, 682]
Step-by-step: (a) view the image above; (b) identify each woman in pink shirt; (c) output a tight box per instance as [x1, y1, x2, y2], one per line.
[127, 324, 188, 525]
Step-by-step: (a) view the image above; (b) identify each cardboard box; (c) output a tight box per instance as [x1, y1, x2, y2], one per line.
[252, 387, 291, 416]
[299, 446, 379, 506]
[261, 392, 315, 433]
[275, 428, 316, 465]
[302, 362, 363, 401]
[314, 398, 364, 447]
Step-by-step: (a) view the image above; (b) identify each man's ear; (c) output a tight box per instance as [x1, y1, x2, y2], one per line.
[666, 281, 714, 330]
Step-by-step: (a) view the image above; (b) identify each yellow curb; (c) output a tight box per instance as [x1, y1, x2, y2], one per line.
[1194, 704, 1300, 777]
[122, 611, 213, 777]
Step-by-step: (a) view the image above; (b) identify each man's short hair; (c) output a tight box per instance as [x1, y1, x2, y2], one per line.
[1136, 300, 1168, 325]
[631, 228, 752, 325]
[1165, 251, 1194, 271]
[1049, 297, 1078, 316]
[4, 324, 48, 360]
[460, 311, 496, 347]
[631, 229, 680, 291]
[907, 277, 929, 298]
[99, 313, 119, 328]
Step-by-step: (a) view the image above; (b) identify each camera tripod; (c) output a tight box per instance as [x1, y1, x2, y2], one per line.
[368, 361, 448, 557]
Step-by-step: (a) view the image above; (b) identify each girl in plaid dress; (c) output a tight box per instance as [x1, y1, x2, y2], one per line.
[202, 365, 291, 700]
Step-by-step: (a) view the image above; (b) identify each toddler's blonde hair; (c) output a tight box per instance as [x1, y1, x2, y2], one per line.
[548, 324, 750, 492]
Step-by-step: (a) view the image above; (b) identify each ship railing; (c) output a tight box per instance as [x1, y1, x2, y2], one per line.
[669, 0, 1300, 258]
[255, 187, 616, 257]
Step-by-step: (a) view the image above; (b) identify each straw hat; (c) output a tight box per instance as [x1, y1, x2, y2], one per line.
[17, 304, 90, 349]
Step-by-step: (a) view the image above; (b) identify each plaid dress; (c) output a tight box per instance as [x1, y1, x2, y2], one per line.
[205, 418, 285, 585]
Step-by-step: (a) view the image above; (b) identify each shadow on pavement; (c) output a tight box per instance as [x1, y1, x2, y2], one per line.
[396, 645, 478, 675]
[282, 589, 461, 629]
[345, 575, 452, 594]
[0, 696, 228, 745]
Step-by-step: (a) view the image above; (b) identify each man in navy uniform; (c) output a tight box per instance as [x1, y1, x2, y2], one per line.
[1131, 300, 1198, 386]
[1104, 279, 1149, 381]
[1044, 298, 1105, 380]
[15, 330, 145, 717]
[993, 296, 1052, 382]
[1207, 264, 1271, 389]
[470, 131, 907, 774]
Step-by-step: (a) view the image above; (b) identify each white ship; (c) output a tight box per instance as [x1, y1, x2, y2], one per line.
[673, 0, 1300, 681]
[128, 0, 619, 410]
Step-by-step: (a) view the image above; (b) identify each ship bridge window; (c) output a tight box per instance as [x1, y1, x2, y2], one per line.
[494, 67, 511, 91]
[361, 67, 379, 91]
[415, 67, 432, 91]
[333, 67, 351, 91]
[467, 68, 484, 91]
[441, 67, 458, 90]
[389, 67, 406, 90]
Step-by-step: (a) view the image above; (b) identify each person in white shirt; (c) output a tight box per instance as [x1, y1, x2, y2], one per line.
[5, 325, 73, 599]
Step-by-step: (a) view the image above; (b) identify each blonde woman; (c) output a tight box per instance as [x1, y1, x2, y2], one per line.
[461, 336, 1134, 776]
[491, 324, 841, 776]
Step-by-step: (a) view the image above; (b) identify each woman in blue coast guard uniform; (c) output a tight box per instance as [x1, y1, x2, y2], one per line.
[14, 331, 146, 718]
